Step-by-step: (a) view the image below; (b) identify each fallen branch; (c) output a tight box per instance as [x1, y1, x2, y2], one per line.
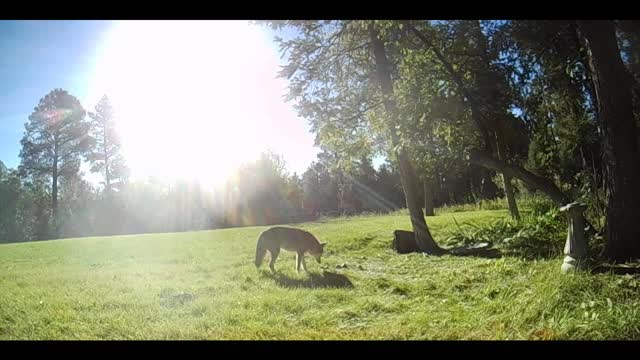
[392, 230, 501, 258]
[469, 150, 599, 237]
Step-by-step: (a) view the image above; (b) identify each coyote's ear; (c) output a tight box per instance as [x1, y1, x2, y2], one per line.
[320, 242, 328, 248]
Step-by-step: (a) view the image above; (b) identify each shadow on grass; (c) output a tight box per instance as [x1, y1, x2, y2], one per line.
[262, 270, 354, 289]
[591, 263, 640, 275]
[446, 246, 503, 259]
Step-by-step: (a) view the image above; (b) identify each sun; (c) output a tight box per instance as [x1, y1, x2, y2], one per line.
[88, 20, 282, 187]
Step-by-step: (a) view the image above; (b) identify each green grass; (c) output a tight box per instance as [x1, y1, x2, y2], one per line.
[1, 209, 639, 339]
[430, 193, 557, 215]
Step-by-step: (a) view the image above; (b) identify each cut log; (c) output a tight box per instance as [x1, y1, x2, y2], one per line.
[392, 230, 421, 254]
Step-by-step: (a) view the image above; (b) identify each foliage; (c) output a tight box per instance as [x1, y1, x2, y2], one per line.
[444, 209, 566, 259]
[87, 95, 129, 192]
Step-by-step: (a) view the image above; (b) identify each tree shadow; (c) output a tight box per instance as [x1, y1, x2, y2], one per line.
[446, 246, 503, 259]
[392, 230, 502, 259]
[591, 263, 640, 275]
[262, 270, 354, 289]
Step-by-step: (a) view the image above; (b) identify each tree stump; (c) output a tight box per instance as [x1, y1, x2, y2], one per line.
[392, 230, 420, 254]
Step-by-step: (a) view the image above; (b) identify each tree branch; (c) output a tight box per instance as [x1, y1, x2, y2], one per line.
[403, 21, 494, 152]
[469, 149, 598, 234]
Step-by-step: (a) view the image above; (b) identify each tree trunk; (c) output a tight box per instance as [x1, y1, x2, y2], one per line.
[51, 166, 58, 220]
[369, 22, 443, 254]
[496, 138, 519, 220]
[579, 20, 640, 262]
[104, 123, 111, 194]
[446, 177, 454, 205]
[423, 178, 435, 216]
[396, 150, 442, 253]
[495, 132, 521, 220]
[469, 176, 478, 206]
[52, 138, 59, 229]
[502, 172, 520, 219]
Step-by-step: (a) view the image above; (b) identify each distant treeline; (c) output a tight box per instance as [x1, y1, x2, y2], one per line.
[1, 150, 506, 242]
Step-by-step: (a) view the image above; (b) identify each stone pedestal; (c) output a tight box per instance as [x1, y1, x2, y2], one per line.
[559, 202, 588, 273]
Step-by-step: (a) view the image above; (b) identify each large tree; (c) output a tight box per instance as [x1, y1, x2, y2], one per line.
[18, 89, 93, 234]
[578, 20, 640, 261]
[369, 22, 443, 253]
[401, 20, 527, 220]
[395, 21, 606, 238]
[87, 95, 129, 194]
[268, 20, 444, 254]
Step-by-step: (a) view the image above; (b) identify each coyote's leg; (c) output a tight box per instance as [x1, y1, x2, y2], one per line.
[269, 248, 280, 273]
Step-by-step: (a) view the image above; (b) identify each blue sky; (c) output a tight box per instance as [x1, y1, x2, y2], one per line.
[0, 21, 384, 180]
[0, 21, 328, 178]
[0, 20, 114, 168]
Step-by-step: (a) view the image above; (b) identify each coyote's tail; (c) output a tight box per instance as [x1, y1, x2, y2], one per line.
[254, 234, 267, 268]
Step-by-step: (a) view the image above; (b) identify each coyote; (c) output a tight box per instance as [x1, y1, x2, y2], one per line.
[254, 226, 327, 273]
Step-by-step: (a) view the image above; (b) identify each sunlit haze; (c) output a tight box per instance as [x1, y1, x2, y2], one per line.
[88, 20, 318, 187]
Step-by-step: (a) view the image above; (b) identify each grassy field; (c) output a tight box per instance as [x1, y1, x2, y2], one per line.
[1, 209, 639, 340]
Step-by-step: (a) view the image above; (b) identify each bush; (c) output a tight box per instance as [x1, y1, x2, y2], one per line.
[519, 194, 557, 216]
[444, 209, 567, 259]
[435, 194, 558, 215]
[436, 198, 508, 214]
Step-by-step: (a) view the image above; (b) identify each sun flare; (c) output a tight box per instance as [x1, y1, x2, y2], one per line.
[88, 20, 293, 187]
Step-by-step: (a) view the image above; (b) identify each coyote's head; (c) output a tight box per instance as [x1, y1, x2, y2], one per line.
[310, 242, 327, 263]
